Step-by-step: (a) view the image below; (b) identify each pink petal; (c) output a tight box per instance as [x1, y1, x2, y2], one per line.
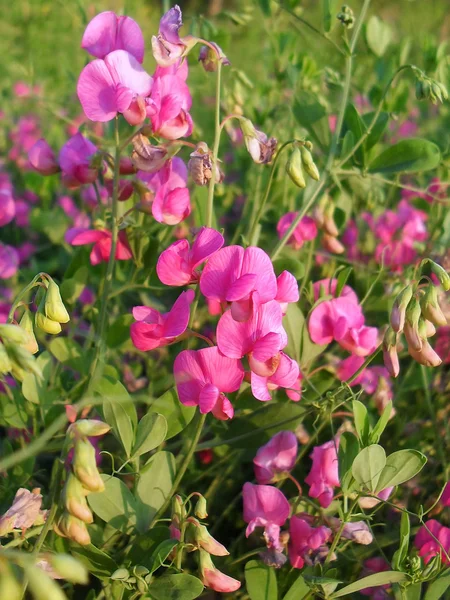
[116, 231, 133, 260]
[174, 350, 205, 406]
[82, 12, 118, 59]
[130, 321, 163, 351]
[105, 50, 153, 97]
[163, 289, 195, 338]
[152, 187, 190, 225]
[199, 383, 220, 414]
[226, 273, 258, 302]
[252, 332, 284, 362]
[70, 229, 107, 246]
[216, 309, 255, 358]
[200, 245, 244, 302]
[271, 353, 300, 388]
[190, 227, 224, 269]
[116, 15, 145, 62]
[241, 247, 278, 304]
[198, 347, 244, 393]
[242, 482, 290, 527]
[77, 59, 117, 122]
[157, 239, 192, 286]
[250, 373, 272, 402]
[212, 394, 235, 420]
[276, 271, 299, 304]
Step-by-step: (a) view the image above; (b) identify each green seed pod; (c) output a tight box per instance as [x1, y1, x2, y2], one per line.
[285, 147, 306, 188]
[300, 145, 320, 180]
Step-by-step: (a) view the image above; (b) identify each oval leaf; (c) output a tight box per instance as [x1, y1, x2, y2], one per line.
[151, 388, 196, 440]
[282, 574, 311, 600]
[352, 445, 386, 493]
[132, 412, 167, 458]
[369, 138, 441, 175]
[148, 573, 204, 600]
[88, 475, 136, 532]
[375, 449, 427, 493]
[245, 559, 278, 600]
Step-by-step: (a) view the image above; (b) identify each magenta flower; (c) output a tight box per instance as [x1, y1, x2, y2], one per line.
[77, 50, 153, 123]
[130, 289, 194, 351]
[81, 11, 145, 63]
[200, 246, 278, 322]
[0, 188, 15, 227]
[59, 133, 99, 187]
[276, 213, 318, 250]
[0, 488, 45, 535]
[28, 139, 59, 176]
[288, 515, 331, 569]
[139, 158, 191, 225]
[313, 277, 359, 304]
[68, 228, 132, 265]
[217, 301, 287, 377]
[0, 244, 19, 279]
[415, 519, 450, 565]
[157, 227, 224, 286]
[251, 352, 300, 401]
[253, 431, 298, 484]
[304, 440, 340, 508]
[152, 5, 189, 68]
[174, 347, 244, 420]
[275, 271, 299, 315]
[243, 482, 290, 552]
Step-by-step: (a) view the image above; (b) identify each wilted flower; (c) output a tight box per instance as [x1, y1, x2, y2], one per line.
[198, 42, 230, 72]
[0, 488, 45, 535]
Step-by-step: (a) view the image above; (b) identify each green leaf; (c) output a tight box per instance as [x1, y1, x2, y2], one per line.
[48, 338, 89, 372]
[135, 451, 176, 532]
[257, 0, 271, 16]
[341, 130, 354, 162]
[344, 103, 366, 165]
[272, 256, 305, 279]
[151, 388, 196, 440]
[338, 432, 360, 493]
[353, 400, 370, 446]
[323, 0, 337, 33]
[424, 569, 450, 600]
[94, 376, 137, 427]
[282, 574, 310, 600]
[60, 267, 89, 304]
[88, 475, 137, 533]
[361, 111, 389, 151]
[21, 352, 53, 404]
[293, 91, 330, 147]
[393, 511, 410, 569]
[102, 398, 134, 459]
[106, 314, 134, 349]
[404, 583, 422, 600]
[375, 449, 427, 493]
[70, 543, 118, 580]
[149, 539, 178, 574]
[370, 401, 393, 444]
[331, 572, 407, 597]
[352, 445, 386, 493]
[245, 560, 278, 600]
[369, 139, 441, 175]
[366, 16, 392, 57]
[132, 412, 167, 458]
[284, 303, 326, 368]
[335, 267, 353, 297]
[148, 574, 204, 600]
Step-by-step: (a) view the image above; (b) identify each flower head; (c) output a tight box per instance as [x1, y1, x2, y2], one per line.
[68, 228, 133, 265]
[0, 488, 45, 535]
[304, 440, 340, 508]
[277, 213, 318, 250]
[253, 431, 298, 484]
[243, 482, 290, 552]
[288, 515, 331, 569]
[59, 133, 99, 187]
[81, 11, 145, 62]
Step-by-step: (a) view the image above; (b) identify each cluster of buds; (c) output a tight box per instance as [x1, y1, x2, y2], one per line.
[188, 142, 223, 186]
[313, 194, 345, 254]
[337, 5, 355, 29]
[35, 276, 70, 336]
[0, 324, 41, 382]
[415, 72, 448, 105]
[384, 261, 450, 376]
[239, 118, 278, 165]
[55, 420, 110, 546]
[286, 141, 320, 189]
[111, 565, 152, 594]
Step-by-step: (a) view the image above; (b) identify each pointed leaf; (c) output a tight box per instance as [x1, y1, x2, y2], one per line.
[375, 449, 427, 493]
[366, 16, 392, 57]
[245, 560, 278, 600]
[352, 445, 386, 493]
[282, 574, 311, 600]
[370, 401, 393, 444]
[132, 412, 167, 458]
[369, 139, 441, 175]
[353, 400, 370, 446]
[331, 572, 407, 597]
[88, 475, 137, 532]
[151, 388, 196, 440]
[148, 574, 204, 600]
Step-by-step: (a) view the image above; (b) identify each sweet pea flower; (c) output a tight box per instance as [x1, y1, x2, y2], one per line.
[251, 352, 300, 401]
[312, 277, 359, 303]
[81, 11, 145, 62]
[199, 549, 241, 593]
[68, 228, 132, 265]
[200, 246, 278, 322]
[415, 519, 450, 564]
[276, 213, 318, 250]
[0, 187, 15, 226]
[253, 431, 298, 484]
[174, 346, 244, 420]
[286, 374, 303, 402]
[130, 289, 194, 352]
[275, 271, 299, 314]
[14, 199, 31, 228]
[332, 519, 373, 545]
[305, 440, 340, 508]
[77, 50, 153, 123]
[28, 139, 59, 176]
[152, 5, 194, 68]
[157, 227, 224, 286]
[59, 133, 100, 187]
[360, 557, 391, 599]
[0, 244, 19, 279]
[288, 515, 332, 569]
[217, 301, 287, 377]
[0, 488, 46, 535]
[243, 482, 290, 552]
[337, 355, 393, 402]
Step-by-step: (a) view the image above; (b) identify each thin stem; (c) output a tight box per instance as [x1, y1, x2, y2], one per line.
[7, 273, 45, 322]
[206, 62, 223, 228]
[286, 472, 303, 496]
[324, 498, 359, 565]
[149, 413, 207, 528]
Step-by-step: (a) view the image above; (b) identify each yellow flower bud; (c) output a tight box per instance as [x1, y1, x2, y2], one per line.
[35, 298, 62, 335]
[285, 147, 306, 188]
[70, 419, 111, 438]
[18, 311, 39, 354]
[0, 324, 29, 345]
[72, 438, 104, 493]
[44, 280, 70, 324]
[62, 473, 93, 523]
[300, 145, 320, 180]
[0, 343, 13, 374]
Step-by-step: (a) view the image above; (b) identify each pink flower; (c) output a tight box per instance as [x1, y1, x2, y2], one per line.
[0, 187, 15, 227]
[14, 81, 33, 98]
[151, 5, 189, 68]
[340, 520, 373, 545]
[199, 549, 241, 593]
[275, 271, 299, 315]
[305, 440, 340, 508]
[360, 557, 391, 598]
[217, 301, 287, 377]
[139, 158, 191, 225]
[253, 431, 298, 484]
[59, 133, 99, 187]
[157, 227, 224, 286]
[312, 278, 359, 304]
[426, 178, 448, 203]
[77, 50, 153, 123]
[174, 346, 244, 420]
[337, 355, 392, 394]
[17, 242, 36, 264]
[359, 487, 393, 510]
[288, 515, 331, 569]
[14, 200, 31, 228]
[0, 244, 19, 279]
[243, 482, 290, 552]
[200, 246, 278, 322]
[251, 352, 300, 401]
[81, 11, 145, 63]
[276, 213, 318, 250]
[415, 519, 450, 565]
[69, 228, 132, 265]
[28, 139, 59, 175]
[130, 289, 194, 351]
[441, 482, 450, 507]
[0, 488, 45, 535]
[286, 374, 303, 402]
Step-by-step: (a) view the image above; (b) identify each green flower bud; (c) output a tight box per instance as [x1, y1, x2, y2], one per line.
[300, 145, 320, 181]
[186, 518, 229, 556]
[49, 554, 89, 584]
[111, 568, 130, 581]
[72, 438, 104, 493]
[286, 147, 306, 188]
[404, 295, 422, 351]
[194, 494, 208, 520]
[18, 311, 39, 355]
[5, 343, 42, 379]
[429, 261, 450, 291]
[420, 285, 447, 327]
[26, 565, 66, 600]
[55, 514, 91, 546]
[70, 419, 111, 438]
[35, 298, 62, 335]
[62, 472, 93, 523]
[44, 280, 70, 324]
[0, 324, 29, 345]
[0, 342, 13, 374]
[390, 285, 414, 332]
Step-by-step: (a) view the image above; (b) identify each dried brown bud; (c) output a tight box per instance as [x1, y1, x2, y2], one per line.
[131, 134, 168, 173]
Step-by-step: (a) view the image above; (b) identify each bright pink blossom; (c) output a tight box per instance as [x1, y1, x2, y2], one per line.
[0, 244, 19, 279]
[243, 482, 290, 552]
[68, 228, 132, 265]
[59, 133, 99, 187]
[275, 271, 299, 314]
[0, 188, 15, 227]
[130, 289, 194, 351]
[251, 352, 300, 401]
[286, 374, 303, 402]
[415, 519, 450, 565]
[312, 278, 359, 304]
[288, 515, 331, 569]
[305, 440, 340, 508]
[28, 139, 59, 176]
[200, 246, 278, 322]
[152, 5, 188, 68]
[253, 431, 298, 484]
[276, 213, 317, 250]
[174, 347, 244, 420]
[81, 11, 145, 63]
[157, 227, 224, 286]
[77, 50, 153, 123]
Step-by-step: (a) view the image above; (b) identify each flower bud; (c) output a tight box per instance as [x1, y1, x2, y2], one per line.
[337, 5, 355, 28]
[18, 311, 39, 354]
[72, 438, 104, 493]
[26, 565, 66, 600]
[322, 233, 345, 254]
[423, 319, 436, 337]
[111, 568, 130, 580]
[0, 324, 29, 345]
[28, 139, 60, 176]
[382, 327, 399, 378]
[44, 280, 70, 324]
[119, 157, 137, 175]
[0, 342, 13, 374]
[300, 145, 320, 181]
[240, 118, 277, 164]
[198, 42, 230, 72]
[198, 549, 241, 593]
[55, 514, 91, 546]
[285, 147, 306, 188]
[172, 495, 186, 521]
[408, 335, 442, 368]
[131, 135, 168, 173]
[421, 285, 447, 326]
[186, 518, 229, 556]
[70, 419, 111, 438]
[429, 261, 450, 291]
[62, 473, 93, 523]
[194, 494, 208, 519]
[35, 299, 62, 335]
[323, 203, 339, 237]
[341, 521, 373, 545]
[390, 285, 414, 332]
[404, 295, 422, 351]
[188, 142, 219, 186]
[5, 343, 42, 379]
[49, 554, 89, 584]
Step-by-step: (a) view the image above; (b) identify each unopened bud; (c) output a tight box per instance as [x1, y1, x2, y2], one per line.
[186, 518, 229, 556]
[0, 343, 13, 374]
[421, 284, 447, 326]
[240, 118, 277, 164]
[62, 473, 93, 523]
[111, 568, 130, 580]
[404, 295, 422, 352]
[408, 336, 442, 368]
[390, 285, 414, 332]
[323, 203, 339, 237]
[131, 135, 168, 173]
[341, 521, 373, 545]
[429, 261, 450, 291]
[198, 42, 230, 72]
[423, 319, 436, 337]
[300, 145, 320, 181]
[172, 495, 186, 521]
[5, 343, 42, 379]
[337, 5, 355, 28]
[198, 548, 241, 592]
[18, 310, 39, 354]
[285, 147, 305, 188]
[322, 233, 345, 254]
[383, 327, 399, 377]
[55, 514, 91, 546]
[35, 298, 62, 335]
[26, 565, 66, 600]
[70, 419, 111, 438]
[49, 554, 89, 584]
[44, 280, 70, 324]
[194, 494, 208, 519]
[0, 324, 29, 345]
[72, 438, 104, 493]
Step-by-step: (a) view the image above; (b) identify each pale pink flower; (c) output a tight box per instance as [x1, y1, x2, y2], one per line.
[199, 549, 241, 593]
[130, 289, 194, 351]
[81, 11, 145, 62]
[243, 482, 290, 552]
[174, 346, 244, 420]
[59, 133, 99, 187]
[415, 519, 450, 565]
[68, 228, 132, 265]
[288, 515, 331, 569]
[157, 227, 224, 286]
[275, 271, 299, 314]
[0, 488, 45, 535]
[0, 244, 19, 279]
[340, 520, 373, 545]
[276, 213, 318, 250]
[253, 431, 298, 484]
[359, 487, 393, 510]
[305, 440, 340, 508]
[200, 246, 278, 322]
[251, 352, 300, 401]
[28, 139, 59, 176]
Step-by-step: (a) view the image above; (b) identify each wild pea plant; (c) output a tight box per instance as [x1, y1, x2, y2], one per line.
[0, 2, 450, 599]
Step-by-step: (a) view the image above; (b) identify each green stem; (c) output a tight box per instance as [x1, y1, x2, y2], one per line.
[7, 273, 45, 322]
[206, 62, 223, 228]
[324, 498, 359, 565]
[148, 413, 207, 528]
